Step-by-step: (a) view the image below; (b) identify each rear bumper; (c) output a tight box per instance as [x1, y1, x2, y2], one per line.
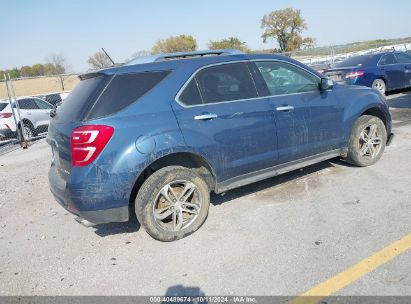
[0, 128, 16, 138]
[48, 164, 130, 224]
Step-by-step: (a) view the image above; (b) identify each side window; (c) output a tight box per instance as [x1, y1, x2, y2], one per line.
[18, 99, 39, 110]
[34, 98, 53, 109]
[396, 53, 411, 64]
[255, 61, 319, 96]
[45, 94, 62, 106]
[179, 78, 203, 106]
[379, 54, 397, 65]
[195, 63, 258, 104]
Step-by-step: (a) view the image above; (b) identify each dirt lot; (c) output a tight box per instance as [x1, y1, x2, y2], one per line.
[0, 91, 410, 298]
[0, 75, 79, 99]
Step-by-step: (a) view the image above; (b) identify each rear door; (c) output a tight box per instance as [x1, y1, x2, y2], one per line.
[253, 60, 345, 163]
[17, 98, 40, 126]
[33, 98, 53, 132]
[395, 53, 411, 88]
[378, 53, 405, 89]
[172, 62, 278, 182]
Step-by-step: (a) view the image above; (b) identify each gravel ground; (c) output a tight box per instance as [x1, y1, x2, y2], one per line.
[0, 91, 410, 297]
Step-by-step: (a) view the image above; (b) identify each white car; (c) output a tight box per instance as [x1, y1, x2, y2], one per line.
[0, 96, 54, 139]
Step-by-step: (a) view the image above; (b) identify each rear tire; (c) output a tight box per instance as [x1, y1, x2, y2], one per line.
[345, 115, 387, 167]
[135, 166, 210, 242]
[372, 78, 386, 95]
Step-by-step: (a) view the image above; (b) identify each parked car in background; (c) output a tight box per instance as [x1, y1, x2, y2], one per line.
[324, 51, 411, 94]
[0, 97, 54, 139]
[48, 49, 393, 241]
[308, 62, 331, 74]
[37, 91, 70, 108]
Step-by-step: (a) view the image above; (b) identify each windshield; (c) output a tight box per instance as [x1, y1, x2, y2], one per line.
[335, 55, 374, 68]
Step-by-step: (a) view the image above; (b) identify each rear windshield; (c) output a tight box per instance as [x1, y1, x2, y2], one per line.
[86, 71, 171, 119]
[0, 103, 7, 111]
[55, 71, 170, 123]
[55, 76, 109, 123]
[335, 55, 373, 68]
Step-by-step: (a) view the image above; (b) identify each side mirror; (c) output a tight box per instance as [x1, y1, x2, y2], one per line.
[320, 78, 334, 91]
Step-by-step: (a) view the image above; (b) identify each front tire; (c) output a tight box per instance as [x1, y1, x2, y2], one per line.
[345, 115, 387, 167]
[135, 166, 210, 241]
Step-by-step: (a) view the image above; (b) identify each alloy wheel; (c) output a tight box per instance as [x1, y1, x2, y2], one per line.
[23, 125, 33, 139]
[359, 123, 383, 159]
[372, 79, 386, 94]
[153, 180, 201, 232]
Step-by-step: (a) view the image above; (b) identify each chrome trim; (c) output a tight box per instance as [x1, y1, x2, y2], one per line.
[194, 113, 218, 120]
[276, 105, 294, 112]
[215, 149, 344, 193]
[174, 59, 322, 109]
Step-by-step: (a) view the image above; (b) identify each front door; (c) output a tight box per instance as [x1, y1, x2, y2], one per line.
[253, 61, 345, 163]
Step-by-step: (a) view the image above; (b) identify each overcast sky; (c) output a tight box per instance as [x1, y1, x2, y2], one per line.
[1, 0, 410, 72]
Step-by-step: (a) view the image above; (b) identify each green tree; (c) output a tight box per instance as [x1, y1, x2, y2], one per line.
[87, 51, 112, 70]
[151, 34, 197, 54]
[7, 68, 20, 79]
[31, 63, 45, 76]
[208, 37, 251, 52]
[20, 65, 33, 77]
[261, 8, 315, 52]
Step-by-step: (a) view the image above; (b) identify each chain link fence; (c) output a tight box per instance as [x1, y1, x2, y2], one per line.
[0, 74, 72, 151]
[283, 39, 411, 71]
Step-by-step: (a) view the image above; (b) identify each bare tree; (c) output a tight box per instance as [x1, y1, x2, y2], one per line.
[45, 53, 70, 91]
[87, 51, 113, 70]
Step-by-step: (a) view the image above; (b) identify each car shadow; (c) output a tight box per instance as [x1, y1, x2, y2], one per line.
[163, 284, 207, 302]
[211, 159, 339, 206]
[92, 211, 140, 237]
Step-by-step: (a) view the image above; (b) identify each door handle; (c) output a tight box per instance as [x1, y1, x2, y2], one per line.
[276, 106, 294, 112]
[194, 113, 218, 120]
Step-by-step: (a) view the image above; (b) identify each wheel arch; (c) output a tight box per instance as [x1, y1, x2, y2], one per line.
[360, 106, 388, 129]
[129, 151, 216, 209]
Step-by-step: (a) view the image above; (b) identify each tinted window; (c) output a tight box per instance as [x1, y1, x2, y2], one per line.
[179, 78, 203, 106]
[256, 61, 318, 96]
[195, 63, 258, 104]
[55, 76, 110, 123]
[44, 94, 62, 106]
[336, 55, 373, 68]
[396, 53, 411, 64]
[87, 71, 171, 119]
[0, 103, 7, 111]
[34, 98, 53, 109]
[379, 54, 397, 65]
[18, 99, 38, 110]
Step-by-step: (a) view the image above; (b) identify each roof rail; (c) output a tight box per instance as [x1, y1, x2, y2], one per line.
[126, 49, 245, 66]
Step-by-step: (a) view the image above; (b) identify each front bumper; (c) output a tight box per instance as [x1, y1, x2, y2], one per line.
[0, 128, 16, 139]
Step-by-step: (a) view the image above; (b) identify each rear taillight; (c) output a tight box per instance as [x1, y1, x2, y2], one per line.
[0, 113, 12, 118]
[70, 125, 114, 167]
[345, 71, 365, 79]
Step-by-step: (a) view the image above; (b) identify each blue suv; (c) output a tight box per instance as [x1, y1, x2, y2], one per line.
[324, 51, 411, 94]
[48, 49, 393, 241]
